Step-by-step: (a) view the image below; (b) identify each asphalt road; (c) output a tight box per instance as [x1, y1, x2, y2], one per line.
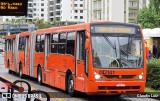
[0, 52, 159, 101]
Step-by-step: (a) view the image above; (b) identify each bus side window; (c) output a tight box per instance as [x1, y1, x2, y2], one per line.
[19, 37, 25, 51]
[5, 39, 7, 51]
[66, 32, 76, 56]
[51, 33, 58, 53]
[58, 33, 67, 54]
[35, 35, 40, 52]
[7, 39, 10, 51]
[40, 34, 45, 52]
[77, 31, 85, 60]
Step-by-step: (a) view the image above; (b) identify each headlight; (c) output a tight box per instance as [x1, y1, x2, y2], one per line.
[135, 72, 143, 80]
[94, 72, 104, 80]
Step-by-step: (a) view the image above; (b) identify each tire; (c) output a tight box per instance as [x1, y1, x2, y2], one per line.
[37, 68, 42, 85]
[111, 94, 121, 98]
[8, 61, 12, 74]
[19, 63, 23, 78]
[67, 74, 75, 96]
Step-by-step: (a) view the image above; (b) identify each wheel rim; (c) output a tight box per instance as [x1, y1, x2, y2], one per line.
[20, 68, 22, 76]
[19, 64, 22, 77]
[68, 77, 73, 93]
[38, 71, 41, 82]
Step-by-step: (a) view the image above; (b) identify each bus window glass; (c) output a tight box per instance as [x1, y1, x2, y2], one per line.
[19, 37, 25, 51]
[58, 33, 66, 54]
[35, 35, 40, 52]
[66, 32, 76, 55]
[52, 34, 58, 43]
[8, 39, 11, 51]
[40, 34, 45, 52]
[59, 33, 66, 43]
[92, 34, 143, 68]
[51, 34, 58, 53]
[5, 40, 7, 51]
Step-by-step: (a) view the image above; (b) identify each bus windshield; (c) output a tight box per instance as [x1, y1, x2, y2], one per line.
[92, 34, 143, 68]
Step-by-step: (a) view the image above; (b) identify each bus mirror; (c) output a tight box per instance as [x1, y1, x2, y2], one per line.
[85, 39, 90, 50]
[145, 47, 149, 59]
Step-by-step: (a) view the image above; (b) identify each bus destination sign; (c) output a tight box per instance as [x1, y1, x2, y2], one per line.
[0, 0, 28, 16]
[91, 26, 137, 34]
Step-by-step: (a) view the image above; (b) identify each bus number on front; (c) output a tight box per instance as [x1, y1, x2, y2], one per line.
[99, 70, 115, 75]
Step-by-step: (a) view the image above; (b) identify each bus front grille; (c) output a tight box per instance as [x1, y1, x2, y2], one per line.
[98, 86, 140, 90]
[104, 75, 136, 79]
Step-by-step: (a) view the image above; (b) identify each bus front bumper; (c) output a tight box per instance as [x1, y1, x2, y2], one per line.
[86, 80, 145, 95]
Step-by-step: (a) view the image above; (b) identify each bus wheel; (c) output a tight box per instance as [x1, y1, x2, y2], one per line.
[67, 74, 75, 96]
[19, 63, 23, 78]
[8, 61, 12, 74]
[37, 68, 42, 85]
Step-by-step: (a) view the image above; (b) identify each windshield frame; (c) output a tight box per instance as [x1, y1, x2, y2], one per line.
[91, 33, 144, 69]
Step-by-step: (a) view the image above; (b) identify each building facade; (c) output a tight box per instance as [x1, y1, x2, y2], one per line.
[1, 0, 148, 24]
[85, 0, 147, 23]
[54, 0, 85, 22]
[1, 0, 54, 23]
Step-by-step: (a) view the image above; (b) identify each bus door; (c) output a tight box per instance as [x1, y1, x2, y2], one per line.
[43, 34, 50, 84]
[24, 36, 30, 74]
[75, 31, 85, 92]
[13, 34, 19, 72]
[5, 39, 9, 68]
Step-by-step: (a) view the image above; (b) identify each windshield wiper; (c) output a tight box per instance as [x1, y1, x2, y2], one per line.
[103, 35, 118, 57]
[103, 35, 116, 49]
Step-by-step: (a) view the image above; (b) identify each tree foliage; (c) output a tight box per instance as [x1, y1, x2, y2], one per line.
[138, 0, 160, 28]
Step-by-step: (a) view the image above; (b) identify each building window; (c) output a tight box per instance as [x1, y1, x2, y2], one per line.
[80, 16, 83, 19]
[41, 3, 44, 6]
[74, 4, 77, 7]
[74, 16, 78, 19]
[80, 10, 83, 13]
[129, 1, 138, 7]
[41, 14, 44, 17]
[41, 8, 44, 11]
[57, 0, 60, 3]
[80, 4, 83, 7]
[75, 10, 78, 13]
[50, 12, 54, 16]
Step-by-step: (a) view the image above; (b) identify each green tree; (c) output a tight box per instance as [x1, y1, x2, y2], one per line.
[138, 0, 160, 28]
[149, 0, 160, 13]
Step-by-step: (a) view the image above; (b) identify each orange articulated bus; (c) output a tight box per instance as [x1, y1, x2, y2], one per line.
[4, 21, 147, 96]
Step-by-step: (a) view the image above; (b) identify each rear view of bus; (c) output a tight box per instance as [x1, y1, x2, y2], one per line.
[86, 22, 146, 94]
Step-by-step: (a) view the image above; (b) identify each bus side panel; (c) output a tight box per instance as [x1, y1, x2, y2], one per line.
[65, 55, 75, 88]
[34, 52, 39, 78]
[75, 60, 85, 92]
[48, 54, 59, 88]
[4, 51, 7, 68]
[59, 55, 68, 90]
[8, 51, 14, 71]
[18, 51, 25, 74]
[38, 53, 44, 68]
[47, 54, 55, 87]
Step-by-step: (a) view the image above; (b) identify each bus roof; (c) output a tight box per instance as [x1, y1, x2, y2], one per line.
[90, 21, 140, 28]
[5, 21, 141, 38]
[36, 23, 89, 35]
